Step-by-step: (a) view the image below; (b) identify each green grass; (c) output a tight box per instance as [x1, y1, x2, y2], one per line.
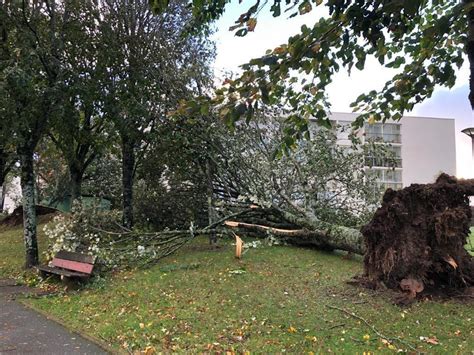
[467, 227, 474, 256]
[0, 225, 48, 278]
[1, 225, 473, 353]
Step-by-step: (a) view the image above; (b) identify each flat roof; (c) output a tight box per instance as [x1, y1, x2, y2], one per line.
[328, 112, 455, 121]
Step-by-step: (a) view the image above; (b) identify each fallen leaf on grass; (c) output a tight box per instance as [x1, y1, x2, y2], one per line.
[142, 346, 155, 355]
[419, 336, 439, 345]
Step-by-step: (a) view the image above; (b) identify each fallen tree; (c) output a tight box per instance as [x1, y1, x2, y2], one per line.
[223, 174, 474, 302]
[42, 111, 474, 302]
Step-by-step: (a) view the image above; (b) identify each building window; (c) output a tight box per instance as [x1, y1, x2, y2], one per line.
[365, 145, 402, 168]
[368, 168, 403, 191]
[365, 123, 401, 143]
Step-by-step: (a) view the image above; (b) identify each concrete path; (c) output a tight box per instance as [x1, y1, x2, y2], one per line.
[0, 280, 108, 354]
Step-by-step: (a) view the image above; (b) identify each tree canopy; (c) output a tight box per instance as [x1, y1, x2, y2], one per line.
[153, 0, 473, 148]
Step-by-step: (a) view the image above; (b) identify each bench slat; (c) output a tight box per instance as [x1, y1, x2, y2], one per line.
[37, 265, 90, 278]
[52, 258, 94, 274]
[55, 250, 95, 264]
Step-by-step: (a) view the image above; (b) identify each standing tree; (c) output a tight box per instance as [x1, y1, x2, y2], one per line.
[48, 0, 109, 202]
[0, 1, 66, 267]
[100, 0, 214, 228]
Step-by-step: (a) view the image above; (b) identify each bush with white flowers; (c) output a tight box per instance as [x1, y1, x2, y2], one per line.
[43, 202, 121, 267]
[43, 202, 196, 271]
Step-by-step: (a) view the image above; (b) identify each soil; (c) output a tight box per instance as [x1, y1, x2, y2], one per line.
[0, 205, 59, 227]
[359, 174, 474, 304]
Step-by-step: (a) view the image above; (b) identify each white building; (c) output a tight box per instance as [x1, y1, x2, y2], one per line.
[2, 176, 21, 213]
[328, 112, 457, 190]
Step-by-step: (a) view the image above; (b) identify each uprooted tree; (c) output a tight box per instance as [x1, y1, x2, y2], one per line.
[201, 116, 474, 300]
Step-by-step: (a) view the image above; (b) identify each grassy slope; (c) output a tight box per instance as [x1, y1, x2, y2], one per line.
[1, 226, 473, 353]
[29, 234, 474, 353]
[0, 225, 48, 278]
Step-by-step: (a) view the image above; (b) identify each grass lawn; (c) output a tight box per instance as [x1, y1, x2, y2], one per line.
[0, 224, 48, 278]
[1, 225, 473, 353]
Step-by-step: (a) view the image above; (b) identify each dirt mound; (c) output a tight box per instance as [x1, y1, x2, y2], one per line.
[0, 205, 59, 227]
[359, 173, 474, 304]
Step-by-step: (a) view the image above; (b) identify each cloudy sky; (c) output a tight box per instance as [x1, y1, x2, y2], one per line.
[211, 3, 474, 179]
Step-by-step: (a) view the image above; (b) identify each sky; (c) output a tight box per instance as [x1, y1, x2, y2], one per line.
[210, 2, 474, 179]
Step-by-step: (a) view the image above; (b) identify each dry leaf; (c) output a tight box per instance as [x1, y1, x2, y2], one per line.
[420, 336, 439, 345]
[143, 346, 155, 355]
[425, 337, 439, 345]
[247, 18, 257, 31]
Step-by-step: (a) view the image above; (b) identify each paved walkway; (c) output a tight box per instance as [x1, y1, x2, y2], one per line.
[0, 280, 108, 354]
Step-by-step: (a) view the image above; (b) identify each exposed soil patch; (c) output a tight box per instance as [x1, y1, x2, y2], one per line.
[357, 174, 474, 304]
[0, 205, 59, 227]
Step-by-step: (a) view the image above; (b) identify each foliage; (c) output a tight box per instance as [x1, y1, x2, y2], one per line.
[42, 204, 122, 267]
[34, 139, 70, 204]
[98, 0, 215, 227]
[81, 154, 123, 208]
[134, 177, 207, 230]
[46, 0, 110, 200]
[160, 0, 473, 148]
[25, 235, 473, 353]
[133, 116, 216, 230]
[0, 0, 75, 267]
[42, 203, 197, 270]
[212, 114, 386, 228]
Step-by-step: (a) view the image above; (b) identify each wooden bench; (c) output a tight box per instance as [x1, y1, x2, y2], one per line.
[37, 251, 96, 281]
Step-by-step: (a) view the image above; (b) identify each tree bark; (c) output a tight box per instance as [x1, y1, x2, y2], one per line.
[121, 135, 135, 229]
[19, 150, 39, 268]
[206, 159, 217, 245]
[69, 164, 83, 204]
[0, 183, 6, 213]
[272, 207, 366, 254]
[225, 219, 365, 254]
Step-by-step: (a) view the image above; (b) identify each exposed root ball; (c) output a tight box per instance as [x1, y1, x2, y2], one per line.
[360, 174, 474, 303]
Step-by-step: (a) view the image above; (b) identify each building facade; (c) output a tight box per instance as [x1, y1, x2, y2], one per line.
[328, 112, 457, 190]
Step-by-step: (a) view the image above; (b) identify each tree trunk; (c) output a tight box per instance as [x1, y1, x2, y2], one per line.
[121, 135, 135, 229]
[69, 165, 83, 204]
[19, 151, 39, 268]
[225, 219, 365, 254]
[271, 207, 365, 254]
[0, 151, 9, 213]
[206, 160, 217, 245]
[0, 183, 5, 213]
